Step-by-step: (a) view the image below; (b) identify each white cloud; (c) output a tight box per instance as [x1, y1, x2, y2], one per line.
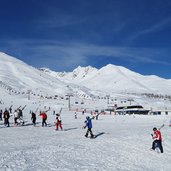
[1, 39, 171, 71]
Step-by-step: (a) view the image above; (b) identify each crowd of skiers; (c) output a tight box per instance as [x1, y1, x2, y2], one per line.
[0, 106, 166, 154]
[0, 106, 26, 127]
[0, 106, 63, 131]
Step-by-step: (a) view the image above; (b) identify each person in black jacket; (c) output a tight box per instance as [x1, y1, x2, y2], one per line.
[0, 109, 3, 120]
[31, 112, 36, 126]
[3, 109, 10, 127]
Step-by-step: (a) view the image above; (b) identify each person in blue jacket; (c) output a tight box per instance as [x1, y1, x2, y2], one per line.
[83, 116, 94, 138]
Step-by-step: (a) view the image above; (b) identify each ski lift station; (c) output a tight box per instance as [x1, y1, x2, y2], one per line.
[114, 105, 171, 115]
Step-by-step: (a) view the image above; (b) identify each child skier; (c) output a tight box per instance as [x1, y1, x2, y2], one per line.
[83, 116, 94, 138]
[151, 127, 163, 153]
[56, 114, 62, 130]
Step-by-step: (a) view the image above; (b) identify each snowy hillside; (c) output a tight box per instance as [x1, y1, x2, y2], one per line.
[0, 52, 81, 98]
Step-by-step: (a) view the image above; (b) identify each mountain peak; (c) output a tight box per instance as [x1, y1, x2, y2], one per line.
[71, 66, 97, 80]
[73, 65, 97, 72]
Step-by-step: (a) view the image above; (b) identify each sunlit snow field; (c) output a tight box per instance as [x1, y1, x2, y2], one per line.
[0, 107, 170, 171]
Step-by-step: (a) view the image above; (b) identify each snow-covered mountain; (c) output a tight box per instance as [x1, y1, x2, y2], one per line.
[1, 52, 171, 99]
[40, 65, 98, 83]
[41, 64, 171, 95]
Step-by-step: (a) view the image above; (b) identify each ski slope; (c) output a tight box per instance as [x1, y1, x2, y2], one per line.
[0, 52, 171, 171]
[0, 106, 171, 171]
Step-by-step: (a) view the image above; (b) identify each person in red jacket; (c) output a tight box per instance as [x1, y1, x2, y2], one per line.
[56, 114, 62, 130]
[40, 111, 47, 127]
[151, 127, 163, 153]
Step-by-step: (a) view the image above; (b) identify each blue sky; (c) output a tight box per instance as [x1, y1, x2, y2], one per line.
[0, 0, 171, 78]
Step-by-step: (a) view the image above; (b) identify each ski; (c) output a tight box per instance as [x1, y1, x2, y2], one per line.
[159, 124, 165, 130]
[59, 107, 62, 114]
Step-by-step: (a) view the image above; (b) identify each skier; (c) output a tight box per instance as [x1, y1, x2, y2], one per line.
[56, 114, 62, 130]
[16, 108, 24, 126]
[0, 109, 3, 120]
[74, 112, 77, 119]
[83, 116, 94, 138]
[3, 109, 10, 127]
[9, 106, 12, 114]
[169, 118, 171, 127]
[90, 110, 93, 115]
[31, 112, 36, 126]
[13, 110, 19, 125]
[40, 111, 47, 127]
[151, 127, 163, 153]
[18, 108, 23, 118]
[95, 112, 99, 120]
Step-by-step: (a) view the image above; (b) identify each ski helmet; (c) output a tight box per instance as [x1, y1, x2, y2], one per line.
[86, 116, 89, 120]
[153, 127, 157, 131]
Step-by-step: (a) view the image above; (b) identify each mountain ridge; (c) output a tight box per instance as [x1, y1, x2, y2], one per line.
[42, 63, 171, 95]
[1, 52, 171, 97]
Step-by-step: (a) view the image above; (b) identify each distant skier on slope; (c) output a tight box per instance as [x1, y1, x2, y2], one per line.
[74, 112, 77, 119]
[83, 116, 94, 138]
[0, 109, 3, 120]
[16, 108, 25, 126]
[169, 118, 171, 127]
[151, 127, 164, 153]
[31, 112, 36, 126]
[3, 109, 10, 127]
[40, 111, 47, 127]
[14, 105, 26, 126]
[9, 105, 13, 114]
[55, 114, 63, 130]
[13, 110, 19, 126]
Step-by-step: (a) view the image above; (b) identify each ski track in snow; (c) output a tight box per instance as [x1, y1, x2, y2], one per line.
[0, 110, 171, 171]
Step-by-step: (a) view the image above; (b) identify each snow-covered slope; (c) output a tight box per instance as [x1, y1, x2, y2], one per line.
[0, 110, 171, 171]
[0, 52, 69, 96]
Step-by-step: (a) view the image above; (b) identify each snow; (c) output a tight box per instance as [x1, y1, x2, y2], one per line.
[0, 52, 171, 170]
[0, 105, 171, 171]
[0, 53, 69, 96]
